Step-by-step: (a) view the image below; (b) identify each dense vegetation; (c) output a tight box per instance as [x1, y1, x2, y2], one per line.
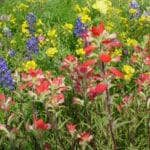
[0, 0, 150, 149]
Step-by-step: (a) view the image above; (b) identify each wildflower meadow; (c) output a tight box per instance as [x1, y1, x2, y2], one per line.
[0, 0, 150, 149]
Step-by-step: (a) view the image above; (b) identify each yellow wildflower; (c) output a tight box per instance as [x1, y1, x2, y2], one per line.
[122, 65, 135, 82]
[124, 74, 133, 81]
[37, 19, 43, 26]
[111, 49, 122, 58]
[47, 29, 57, 38]
[63, 23, 73, 32]
[15, 3, 29, 11]
[10, 39, 16, 45]
[139, 15, 147, 23]
[76, 48, 85, 56]
[129, 8, 137, 14]
[37, 29, 43, 34]
[24, 60, 37, 72]
[46, 48, 58, 57]
[82, 7, 90, 14]
[77, 38, 84, 45]
[126, 38, 138, 47]
[50, 39, 57, 47]
[92, 0, 112, 14]
[81, 14, 91, 23]
[10, 15, 16, 24]
[123, 65, 135, 74]
[22, 21, 29, 34]
[74, 4, 81, 12]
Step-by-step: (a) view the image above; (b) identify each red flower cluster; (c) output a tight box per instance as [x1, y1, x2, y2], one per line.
[78, 132, 93, 145]
[88, 83, 108, 99]
[92, 22, 105, 37]
[33, 116, 51, 130]
[109, 67, 124, 78]
[99, 53, 111, 63]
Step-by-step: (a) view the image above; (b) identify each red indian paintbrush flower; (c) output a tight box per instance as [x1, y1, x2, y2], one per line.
[89, 83, 108, 99]
[94, 83, 108, 94]
[110, 67, 124, 78]
[66, 124, 76, 134]
[29, 69, 43, 78]
[78, 132, 93, 145]
[99, 53, 111, 63]
[61, 55, 78, 71]
[102, 40, 122, 48]
[51, 93, 64, 107]
[81, 59, 97, 67]
[92, 22, 105, 37]
[35, 80, 50, 95]
[33, 116, 51, 130]
[84, 45, 96, 56]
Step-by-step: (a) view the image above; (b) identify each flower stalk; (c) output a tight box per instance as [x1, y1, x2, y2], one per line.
[101, 62, 117, 150]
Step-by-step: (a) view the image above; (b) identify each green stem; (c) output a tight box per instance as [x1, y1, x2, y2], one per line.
[146, 96, 150, 149]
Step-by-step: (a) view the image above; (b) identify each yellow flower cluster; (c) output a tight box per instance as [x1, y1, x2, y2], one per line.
[63, 23, 73, 33]
[24, 60, 37, 72]
[81, 14, 91, 24]
[10, 39, 16, 45]
[74, 5, 91, 23]
[47, 29, 57, 38]
[47, 29, 57, 47]
[76, 48, 85, 56]
[37, 19, 43, 26]
[129, 8, 137, 14]
[22, 21, 29, 35]
[126, 38, 138, 47]
[111, 49, 122, 58]
[92, 0, 112, 14]
[122, 65, 135, 81]
[13, 3, 29, 12]
[139, 15, 150, 24]
[10, 15, 16, 24]
[46, 48, 58, 58]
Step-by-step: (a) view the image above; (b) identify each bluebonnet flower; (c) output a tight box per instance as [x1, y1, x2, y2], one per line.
[26, 36, 39, 55]
[3, 27, 12, 38]
[0, 58, 15, 90]
[74, 17, 87, 38]
[8, 49, 16, 57]
[129, 0, 141, 18]
[26, 13, 36, 25]
[26, 13, 36, 34]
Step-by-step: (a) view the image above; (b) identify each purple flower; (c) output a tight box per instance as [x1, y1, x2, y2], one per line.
[129, 0, 141, 18]
[26, 13, 36, 25]
[74, 17, 87, 38]
[26, 36, 39, 55]
[3, 27, 12, 38]
[8, 49, 16, 57]
[0, 58, 15, 90]
[26, 13, 36, 34]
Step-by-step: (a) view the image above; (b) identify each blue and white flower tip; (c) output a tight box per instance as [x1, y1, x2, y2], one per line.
[129, 0, 140, 9]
